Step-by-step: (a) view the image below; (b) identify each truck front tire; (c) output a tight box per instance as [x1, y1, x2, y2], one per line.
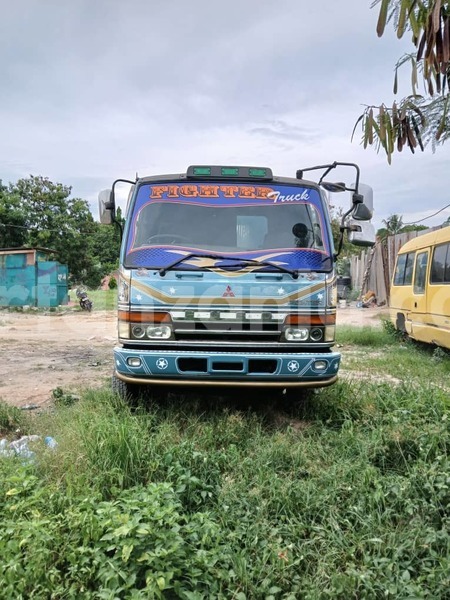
[112, 373, 142, 403]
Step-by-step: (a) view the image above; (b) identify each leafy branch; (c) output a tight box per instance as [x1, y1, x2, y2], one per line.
[356, 0, 450, 160]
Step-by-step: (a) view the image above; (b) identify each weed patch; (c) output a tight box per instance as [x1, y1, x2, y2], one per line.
[1, 332, 449, 597]
[0, 401, 29, 437]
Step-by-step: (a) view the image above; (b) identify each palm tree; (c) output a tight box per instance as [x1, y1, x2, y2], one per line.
[382, 214, 404, 235]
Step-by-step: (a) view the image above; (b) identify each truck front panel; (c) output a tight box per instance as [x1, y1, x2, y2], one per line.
[115, 177, 339, 388]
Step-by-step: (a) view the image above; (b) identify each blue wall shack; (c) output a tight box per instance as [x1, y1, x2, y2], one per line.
[0, 248, 68, 308]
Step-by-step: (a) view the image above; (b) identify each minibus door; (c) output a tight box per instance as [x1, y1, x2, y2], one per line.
[411, 250, 429, 340]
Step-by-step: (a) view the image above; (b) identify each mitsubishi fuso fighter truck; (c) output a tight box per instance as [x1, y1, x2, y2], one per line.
[98, 162, 375, 400]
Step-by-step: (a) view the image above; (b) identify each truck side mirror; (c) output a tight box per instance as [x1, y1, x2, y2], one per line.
[347, 219, 376, 247]
[98, 189, 114, 224]
[351, 183, 373, 221]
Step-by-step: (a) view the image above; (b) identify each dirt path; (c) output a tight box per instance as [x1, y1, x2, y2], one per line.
[0, 306, 388, 407]
[0, 310, 117, 408]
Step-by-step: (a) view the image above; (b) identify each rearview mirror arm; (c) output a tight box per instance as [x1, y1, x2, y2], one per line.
[108, 178, 135, 240]
[296, 162, 361, 194]
[333, 205, 355, 260]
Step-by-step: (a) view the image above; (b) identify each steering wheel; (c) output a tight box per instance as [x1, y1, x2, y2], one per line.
[145, 234, 191, 245]
[292, 225, 315, 248]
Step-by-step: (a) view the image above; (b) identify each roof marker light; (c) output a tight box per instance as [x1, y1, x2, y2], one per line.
[187, 165, 273, 180]
[221, 167, 239, 176]
[248, 168, 267, 177]
[193, 167, 211, 176]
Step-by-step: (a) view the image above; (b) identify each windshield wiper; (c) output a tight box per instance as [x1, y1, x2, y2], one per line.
[218, 257, 299, 279]
[159, 253, 229, 276]
[159, 253, 299, 278]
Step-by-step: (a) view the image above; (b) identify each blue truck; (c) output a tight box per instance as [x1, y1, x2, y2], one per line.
[98, 163, 374, 399]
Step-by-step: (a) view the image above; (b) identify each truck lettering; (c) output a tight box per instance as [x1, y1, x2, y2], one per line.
[149, 184, 277, 200]
[267, 190, 310, 203]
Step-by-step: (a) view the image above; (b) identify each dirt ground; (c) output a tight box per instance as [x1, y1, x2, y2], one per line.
[0, 305, 388, 408]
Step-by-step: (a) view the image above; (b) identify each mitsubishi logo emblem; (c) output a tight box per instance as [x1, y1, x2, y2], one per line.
[222, 285, 235, 297]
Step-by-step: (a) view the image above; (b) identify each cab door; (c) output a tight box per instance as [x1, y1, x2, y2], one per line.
[410, 250, 430, 342]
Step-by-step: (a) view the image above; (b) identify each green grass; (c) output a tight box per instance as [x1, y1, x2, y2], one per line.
[0, 327, 449, 598]
[336, 324, 393, 346]
[338, 322, 450, 384]
[70, 288, 117, 311]
[0, 402, 30, 437]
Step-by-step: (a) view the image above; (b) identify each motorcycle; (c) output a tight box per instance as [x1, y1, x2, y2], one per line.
[76, 288, 93, 312]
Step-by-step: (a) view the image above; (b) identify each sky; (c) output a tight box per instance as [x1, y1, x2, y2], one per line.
[1, 0, 450, 231]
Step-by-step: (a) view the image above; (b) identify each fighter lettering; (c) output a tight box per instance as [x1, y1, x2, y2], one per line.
[199, 185, 219, 197]
[150, 184, 282, 200]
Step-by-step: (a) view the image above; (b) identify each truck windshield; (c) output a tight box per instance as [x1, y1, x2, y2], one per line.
[124, 182, 333, 272]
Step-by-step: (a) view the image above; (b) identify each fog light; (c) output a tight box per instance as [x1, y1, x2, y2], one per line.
[314, 360, 328, 370]
[285, 327, 309, 341]
[310, 327, 323, 341]
[131, 324, 146, 339]
[127, 357, 142, 367]
[146, 325, 172, 339]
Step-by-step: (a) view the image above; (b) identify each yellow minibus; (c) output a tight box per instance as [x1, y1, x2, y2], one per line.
[390, 226, 450, 349]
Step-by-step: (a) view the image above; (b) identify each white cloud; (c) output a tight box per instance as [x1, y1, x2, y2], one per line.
[1, 0, 450, 231]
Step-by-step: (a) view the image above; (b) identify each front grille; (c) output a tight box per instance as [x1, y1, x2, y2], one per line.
[178, 358, 208, 373]
[248, 359, 277, 373]
[174, 320, 282, 342]
[211, 361, 243, 371]
[176, 357, 278, 375]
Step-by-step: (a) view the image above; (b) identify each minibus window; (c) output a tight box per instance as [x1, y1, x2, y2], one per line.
[393, 254, 407, 285]
[404, 253, 414, 285]
[393, 252, 415, 285]
[431, 243, 450, 284]
[413, 252, 428, 294]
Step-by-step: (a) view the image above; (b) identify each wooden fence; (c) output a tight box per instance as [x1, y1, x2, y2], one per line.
[349, 226, 443, 305]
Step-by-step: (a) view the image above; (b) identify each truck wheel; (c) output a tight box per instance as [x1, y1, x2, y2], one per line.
[112, 373, 141, 403]
[112, 374, 164, 404]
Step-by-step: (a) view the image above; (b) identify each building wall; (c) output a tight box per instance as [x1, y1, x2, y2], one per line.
[0, 249, 68, 307]
[350, 226, 443, 305]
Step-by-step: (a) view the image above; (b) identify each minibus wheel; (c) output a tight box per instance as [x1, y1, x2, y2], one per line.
[396, 313, 406, 333]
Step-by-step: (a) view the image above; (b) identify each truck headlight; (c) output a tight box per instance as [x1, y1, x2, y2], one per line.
[309, 327, 323, 341]
[146, 325, 172, 339]
[131, 324, 146, 339]
[119, 311, 172, 340]
[284, 327, 309, 341]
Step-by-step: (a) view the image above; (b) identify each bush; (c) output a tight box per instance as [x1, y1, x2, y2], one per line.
[0, 401, 29, 436]
[382, 316, 405, 340]
[0, 471, 232, 598]
[108, 276, 117, 290]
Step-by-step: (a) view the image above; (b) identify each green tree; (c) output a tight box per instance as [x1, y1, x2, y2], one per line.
[329, 206, 362, 278]
[88, 206, 123, 280]
[376, 213, 428, 238]
[0, 182, 28, 247]
[330, 206, 363, 256]
[355, 0, 450, 161]
[383, 213, 404, 234]
[10, 176, 101, 286]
